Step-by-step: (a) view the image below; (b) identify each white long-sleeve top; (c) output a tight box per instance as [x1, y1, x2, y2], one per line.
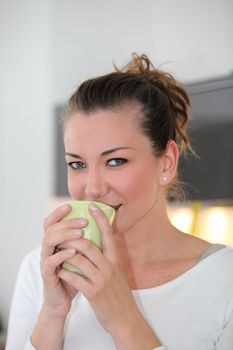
[5, 245, 233, 350]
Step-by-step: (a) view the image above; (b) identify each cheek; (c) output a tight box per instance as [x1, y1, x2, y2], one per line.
[67, 173, 83, 199]
[113, 169, 159, 233]
[119, 167, 158, 203]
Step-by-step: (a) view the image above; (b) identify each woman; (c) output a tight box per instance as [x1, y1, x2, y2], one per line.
[6, 54, 233, 349]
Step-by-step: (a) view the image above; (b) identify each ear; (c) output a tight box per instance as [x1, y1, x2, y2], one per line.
[159, 140, 179, 185]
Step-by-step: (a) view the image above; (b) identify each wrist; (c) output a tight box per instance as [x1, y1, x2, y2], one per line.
[40, 302, 69, 322]
[31, 305, 66, 350]
[111, 312, 161, 350]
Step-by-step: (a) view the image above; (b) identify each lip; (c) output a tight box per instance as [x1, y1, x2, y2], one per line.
[91, 201, 122, 211]
[109, 204, 122, 211]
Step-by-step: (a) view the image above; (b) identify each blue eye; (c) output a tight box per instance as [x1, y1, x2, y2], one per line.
[108, 158, 127, 166]
[68, 161, 86, 169]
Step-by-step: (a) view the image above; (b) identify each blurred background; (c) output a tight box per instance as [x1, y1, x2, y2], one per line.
[0, 0, 233, 343]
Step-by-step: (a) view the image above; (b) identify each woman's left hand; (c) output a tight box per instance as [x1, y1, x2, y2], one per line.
[57, 203, 141, 337]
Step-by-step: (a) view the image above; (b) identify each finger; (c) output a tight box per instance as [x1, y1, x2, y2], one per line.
[88, 203, 116, 255]
[61, 237, 110, 273]
[45, 217, 87, 245]
[43, 204, 72, 230]
[42, 218, 88, 264]
[65, 252, 99, 282]
[58, 266, 94, 299]
[43, 203, 88, 230]
[56, 237, 84, 251]
[42, 248, 76, 283]
[41, 228, 83, 263]
[58, 238, 108, 275]
[48, 217, 88, 235]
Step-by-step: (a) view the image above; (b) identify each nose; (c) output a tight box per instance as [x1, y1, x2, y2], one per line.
[84, 167, 109, 200]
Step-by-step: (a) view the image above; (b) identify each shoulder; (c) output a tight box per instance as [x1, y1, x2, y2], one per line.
[16, 246, 42, 290]
[20, 246, 41, 271]
[204, 247, 233, 323]
[212, 245, 233, 268]
[196, 246, 233, 287]
[210, 245, 233, 263]
[9, 246, 43, 314]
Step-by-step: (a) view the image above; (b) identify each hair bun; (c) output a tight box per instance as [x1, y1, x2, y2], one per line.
[119, 53, 191, 152]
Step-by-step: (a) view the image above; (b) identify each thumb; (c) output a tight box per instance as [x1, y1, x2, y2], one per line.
[88, 202, 116, 255]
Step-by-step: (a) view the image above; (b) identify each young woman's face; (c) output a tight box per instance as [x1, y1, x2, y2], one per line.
[64, 105, 165, 234]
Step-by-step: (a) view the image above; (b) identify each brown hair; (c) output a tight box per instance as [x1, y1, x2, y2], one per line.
[64, 53, 192, 198]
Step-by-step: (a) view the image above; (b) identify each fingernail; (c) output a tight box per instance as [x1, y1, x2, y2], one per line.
[77, 218, 88, 226]
[89, 203, 98, 211]
[60, 204, 70, 211]
[72, 229, 84, 237]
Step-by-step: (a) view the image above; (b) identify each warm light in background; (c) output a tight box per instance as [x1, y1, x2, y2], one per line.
[168, 208, 193, 233]
[168, 202, 233, 247]
[196, 207, 233, 246]
[207, 210, 228, 240]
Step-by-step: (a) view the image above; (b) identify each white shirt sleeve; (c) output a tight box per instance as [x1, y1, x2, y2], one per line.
[151, 314, 233, 350]
[152, 314, 233, 350]
[24, 339, 37, 350]
[216, 312, 233, 349]
[5, 248, 42, 350]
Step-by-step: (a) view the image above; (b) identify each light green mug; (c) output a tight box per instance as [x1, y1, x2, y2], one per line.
[61, 200, 115, 275]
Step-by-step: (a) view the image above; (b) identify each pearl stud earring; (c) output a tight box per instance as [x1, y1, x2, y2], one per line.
[162, 176, 168, 181]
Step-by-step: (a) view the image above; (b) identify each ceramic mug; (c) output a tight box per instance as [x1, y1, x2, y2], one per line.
[61, 200, 115, 275]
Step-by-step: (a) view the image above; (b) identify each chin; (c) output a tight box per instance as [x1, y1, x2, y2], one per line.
[111, 212, 139, 235]
[114, 201, 157, 234]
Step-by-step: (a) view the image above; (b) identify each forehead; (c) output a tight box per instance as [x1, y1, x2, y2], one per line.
[64, 104, 148, 147]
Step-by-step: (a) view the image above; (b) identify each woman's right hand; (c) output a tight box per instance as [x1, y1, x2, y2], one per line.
[40, 204, 88, 319]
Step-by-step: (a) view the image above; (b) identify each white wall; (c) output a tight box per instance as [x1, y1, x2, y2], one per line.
[50, 0, 151, 103]
[0, 0, 232, 334]
[146, 0, 233, 82]
[0, 0, 52, 331]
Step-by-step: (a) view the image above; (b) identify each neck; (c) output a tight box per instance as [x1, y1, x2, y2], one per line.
[114, 201, 181, 269]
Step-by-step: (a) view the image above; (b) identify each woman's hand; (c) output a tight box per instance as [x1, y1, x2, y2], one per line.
[40, 204, 88, 318]
[57, 203, 145, 336]
[50, 203, 161, 349]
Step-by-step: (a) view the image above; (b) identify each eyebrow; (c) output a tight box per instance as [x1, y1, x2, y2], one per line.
[65, 147, 135, 158]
